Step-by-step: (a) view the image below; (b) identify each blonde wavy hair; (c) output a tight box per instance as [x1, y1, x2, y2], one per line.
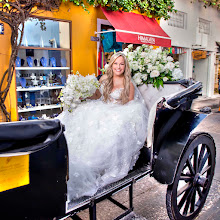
[102, 52, 131, 104]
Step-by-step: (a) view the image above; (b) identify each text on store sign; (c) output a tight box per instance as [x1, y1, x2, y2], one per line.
[138, 35, 155, 44]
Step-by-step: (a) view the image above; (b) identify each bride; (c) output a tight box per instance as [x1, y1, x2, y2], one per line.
[58, 52, 148, 201]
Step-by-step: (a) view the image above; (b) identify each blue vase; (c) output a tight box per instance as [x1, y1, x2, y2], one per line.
[50, 57, 56, 67]
[16, 57, 21, 67]
[27, 56, 33, 67]
[61, 75, 66, 85]
[61, 58, 67, 67]
[19, 77, 26, 88]
[40, 57, 47, 67]
[30, 92, 36, 107]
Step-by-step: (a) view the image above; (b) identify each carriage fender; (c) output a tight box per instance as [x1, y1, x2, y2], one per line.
[152, 111, 207, 185]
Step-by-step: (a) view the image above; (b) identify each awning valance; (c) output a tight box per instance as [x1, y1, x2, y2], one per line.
[97, 8, 171, 47]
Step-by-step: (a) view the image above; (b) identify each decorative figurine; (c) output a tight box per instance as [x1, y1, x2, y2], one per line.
[32, 78, 39, 86]
[34, 59, 40, 67]
[16, 71, 21, 78]
[30, 73, 36, 80]
[58, 72, 63, 79]
[40, 36, 44, 48]
[49, 38, 57, 48]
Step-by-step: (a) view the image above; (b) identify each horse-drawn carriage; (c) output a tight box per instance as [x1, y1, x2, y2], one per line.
[0, 79, 216, 220]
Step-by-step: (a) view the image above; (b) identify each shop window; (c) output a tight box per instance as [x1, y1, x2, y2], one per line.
[198, 18, 211, 35]
[168, 10, 187, 29]
[16, 17, 71, 120]
[18, 18, 70, 49]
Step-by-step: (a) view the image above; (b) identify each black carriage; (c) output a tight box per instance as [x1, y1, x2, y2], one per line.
[0, 79, 216, 220]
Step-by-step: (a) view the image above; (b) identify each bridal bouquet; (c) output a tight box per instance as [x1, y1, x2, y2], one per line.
[59, 71, 100, 111]
[123, 44, 183, 88]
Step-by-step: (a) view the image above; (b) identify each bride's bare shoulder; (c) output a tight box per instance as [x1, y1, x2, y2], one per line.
[99, 74, 108, 83]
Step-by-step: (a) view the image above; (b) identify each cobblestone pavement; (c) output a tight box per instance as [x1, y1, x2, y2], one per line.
[70, 112, 220, 220]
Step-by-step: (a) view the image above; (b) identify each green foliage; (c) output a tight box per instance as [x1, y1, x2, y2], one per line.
[191, 0, 220, 10]
[63, 0, 175, 20]
[202, 0, 220, 9]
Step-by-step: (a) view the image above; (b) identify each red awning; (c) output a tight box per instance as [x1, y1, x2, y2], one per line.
[99, 8, 171, 47]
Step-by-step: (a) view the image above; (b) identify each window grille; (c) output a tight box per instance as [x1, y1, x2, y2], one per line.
[198, 18, 211, 35]
[168, 11, 187, 29]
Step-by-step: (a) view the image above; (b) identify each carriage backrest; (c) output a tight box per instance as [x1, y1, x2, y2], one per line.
[138, 83, 186, 148]
[138, 83, 186, 112]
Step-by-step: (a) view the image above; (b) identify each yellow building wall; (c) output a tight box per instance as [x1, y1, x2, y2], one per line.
[41, 3, 106, 75]
[0, 22, 17, 122]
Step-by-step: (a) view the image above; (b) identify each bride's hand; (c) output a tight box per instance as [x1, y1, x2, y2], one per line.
[87, 89, 101, 100]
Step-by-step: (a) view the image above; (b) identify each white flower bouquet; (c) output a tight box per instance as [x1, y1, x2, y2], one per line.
[59, 71, 100, 111]
[123, 44, 183, 88]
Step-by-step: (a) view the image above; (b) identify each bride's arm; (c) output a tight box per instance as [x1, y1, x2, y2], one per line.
[129, 82, 135, 101]
[87, 89, 101, 100]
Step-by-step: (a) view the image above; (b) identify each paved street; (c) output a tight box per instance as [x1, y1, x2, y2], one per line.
[74, 111, 220, 220]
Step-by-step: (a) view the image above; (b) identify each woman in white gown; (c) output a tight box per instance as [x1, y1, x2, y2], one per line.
[58, 52, 148, 201]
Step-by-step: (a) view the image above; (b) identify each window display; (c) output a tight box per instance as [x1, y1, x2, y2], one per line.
[15, 17, 71, 121]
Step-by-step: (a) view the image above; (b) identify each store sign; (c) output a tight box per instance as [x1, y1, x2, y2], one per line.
[138, 35, 155, 45]
[0, 155, 30, 192]
[192, 50, 207, 60]
[91, 36, 99, 42]
[0, 23, 4, 35]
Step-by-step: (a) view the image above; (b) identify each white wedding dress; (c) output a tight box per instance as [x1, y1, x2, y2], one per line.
[57, 83, 148, 201]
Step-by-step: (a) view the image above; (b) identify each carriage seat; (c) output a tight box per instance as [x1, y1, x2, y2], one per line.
[137, 80, 202, 149]
[138, 83, 186, 112]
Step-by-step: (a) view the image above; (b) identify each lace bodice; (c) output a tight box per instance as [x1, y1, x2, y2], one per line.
[100, 84, 123, 104]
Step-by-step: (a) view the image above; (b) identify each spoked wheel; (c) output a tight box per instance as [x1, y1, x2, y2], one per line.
[166, 134, 216, 220]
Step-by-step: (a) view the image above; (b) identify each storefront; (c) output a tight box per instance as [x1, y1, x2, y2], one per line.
[0, 4, 106, 121]
[215, 44, 220, 94]
[165, 46, 187, 77]
[0, 3, 171, 122]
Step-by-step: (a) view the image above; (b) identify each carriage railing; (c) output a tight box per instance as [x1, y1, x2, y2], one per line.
[165, 81, 202, 110]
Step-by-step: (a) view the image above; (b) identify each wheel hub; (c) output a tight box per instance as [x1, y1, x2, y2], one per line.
[193, 173, 208, 188]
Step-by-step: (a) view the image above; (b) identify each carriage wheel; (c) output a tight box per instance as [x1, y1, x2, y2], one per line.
[166, 134, 216, 220]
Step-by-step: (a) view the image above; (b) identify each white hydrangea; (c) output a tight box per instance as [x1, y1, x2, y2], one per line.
[157, 64, 165, 73]
[140, 52, 147, 58]
[128, 44, 133, 49]
[163, 77, 169, 82]
[172, 68, 183, 80]
[165, 62, 175, 71]
[150, 70, 160, 78]
[144, 57, 151, 63]
[133, 72, 143, 85]
[130, 61, 139, 71]
[166, 56, 174, 62]
[141, 74, 148, 81]
[127, 52, 135, 62]
[122, 48, 129, 56]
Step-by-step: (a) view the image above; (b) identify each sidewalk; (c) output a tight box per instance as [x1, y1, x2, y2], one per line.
[191, 94, 220, 112]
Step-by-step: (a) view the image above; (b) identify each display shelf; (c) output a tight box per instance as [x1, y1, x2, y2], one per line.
[18, 104, 62, 113]
[19, 46, 71, 51]
[17, 86, 64, 92]
[15, 67, 70, 70]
